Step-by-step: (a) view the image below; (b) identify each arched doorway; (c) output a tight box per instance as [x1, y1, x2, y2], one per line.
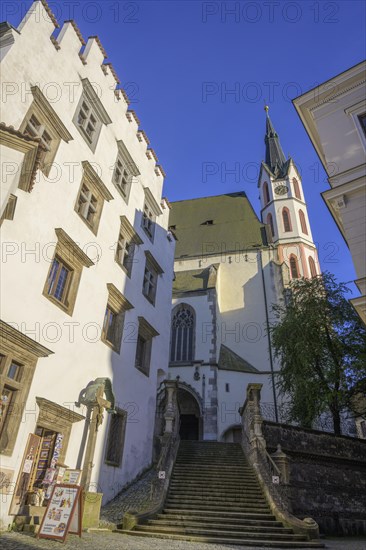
[177, 387, 202, 441]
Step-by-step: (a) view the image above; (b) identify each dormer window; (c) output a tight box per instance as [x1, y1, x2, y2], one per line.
[201, 220, 213, 225]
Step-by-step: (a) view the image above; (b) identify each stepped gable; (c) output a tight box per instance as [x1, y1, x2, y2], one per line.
[170, 193, 267, 259]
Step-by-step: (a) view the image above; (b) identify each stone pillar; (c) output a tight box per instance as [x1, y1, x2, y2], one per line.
[164, 380, 178, 435]
[271, 444, 290, 484]
[246, 383, 265, 448]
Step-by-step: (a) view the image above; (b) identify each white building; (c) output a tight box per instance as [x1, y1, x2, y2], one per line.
[166, 107, 320, 443]
[0, 0, 174, 529]
[293, 61, 366, 324]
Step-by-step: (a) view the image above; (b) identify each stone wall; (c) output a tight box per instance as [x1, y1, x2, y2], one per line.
[263, 421, 366, 536]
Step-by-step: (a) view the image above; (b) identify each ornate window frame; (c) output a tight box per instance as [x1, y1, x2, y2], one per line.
[0, 321, 53, 456]
[101, 283, 133, 353]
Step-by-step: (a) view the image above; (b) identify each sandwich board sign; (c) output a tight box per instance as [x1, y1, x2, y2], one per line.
[38, 484, 82, 542]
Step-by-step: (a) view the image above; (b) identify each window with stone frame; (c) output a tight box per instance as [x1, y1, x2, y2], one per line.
[101, 284, 133, 353]
[74, 161, 113, 236]
[134, 317, 159, 377]
[43, 228, 94, 315]
[142, 201, 156, 240]
[170, 304, 195, 362]
[105, 408, 127, 466]
[115, 216, 143, 277]
[0, 321, 52, 456]
[20, 86, 72, 177]
[141, 188, 162, 242]
[112, 140, 140, 203]
[73, 78, 112, 152]
[142, 251, 164, 306]
[113, 157, 132, 200]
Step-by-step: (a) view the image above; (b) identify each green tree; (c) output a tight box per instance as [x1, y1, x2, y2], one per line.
[270, 272, 366, 435]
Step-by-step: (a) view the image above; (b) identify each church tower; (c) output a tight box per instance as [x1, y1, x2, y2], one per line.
[258, 106, 320, 280]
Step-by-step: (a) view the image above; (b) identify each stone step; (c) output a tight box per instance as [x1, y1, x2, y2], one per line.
[169, 480, 259, 488]
[115, 530, 325, 547]
[168, 492, 267, 506]
[137, 524, 309, 540]
[164, 501, 270, 513]
[168, 489, 263, 498]
[157, 513, 283, 527]
[162, 508, 277, 520]
[148, 519, 293, 533]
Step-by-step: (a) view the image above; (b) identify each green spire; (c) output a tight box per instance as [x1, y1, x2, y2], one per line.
[264, 106, 286, 176]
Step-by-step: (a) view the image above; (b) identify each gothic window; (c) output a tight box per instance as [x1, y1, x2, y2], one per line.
[267, 213, 274, 237]
[299, 209, 308, 235]
[289, 255, 299, 279]
[293, 178, 301, 200]
[170, 304, 195, 362]
[309, 256, 317, 278]
[282, 207, 292, 232]
[263, 182, 270, 205]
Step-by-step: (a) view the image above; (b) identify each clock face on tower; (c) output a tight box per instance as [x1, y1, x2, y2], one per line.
[274, 184, 288, 195]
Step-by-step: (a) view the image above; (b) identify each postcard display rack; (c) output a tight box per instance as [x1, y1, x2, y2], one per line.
[38, 476, 83, 542]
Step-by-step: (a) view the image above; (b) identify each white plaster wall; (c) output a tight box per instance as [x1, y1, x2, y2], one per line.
[0, 146, 23, 217]
[0, 1, 175, 526]
[312, 85, 366, 177]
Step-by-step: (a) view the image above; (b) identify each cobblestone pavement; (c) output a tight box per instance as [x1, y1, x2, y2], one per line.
[1, 532, 366, 550]
[100, 466, 162, 525]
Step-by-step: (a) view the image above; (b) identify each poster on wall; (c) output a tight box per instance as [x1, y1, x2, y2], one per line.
[37, 484, 82, 542]
[62, 469, 81, 485]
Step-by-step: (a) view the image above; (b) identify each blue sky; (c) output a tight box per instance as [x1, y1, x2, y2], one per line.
[5, 0, 365, 293]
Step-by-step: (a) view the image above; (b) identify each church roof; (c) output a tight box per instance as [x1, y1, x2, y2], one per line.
[169, 192, 267, 259]
[173, 264, 218, 293]
[218, 344, 259, 373]
[264, 108, 287, 176]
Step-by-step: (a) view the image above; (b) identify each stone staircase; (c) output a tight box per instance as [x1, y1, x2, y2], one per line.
[118, 440, 324, 547]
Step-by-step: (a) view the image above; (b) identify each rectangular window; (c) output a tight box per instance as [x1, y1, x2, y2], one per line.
[102, 306, 118, 347]
[23, 114, 54, 174]
[47, 256, 72, 305]
[142, 202, 156, 240]
[43, 228, 94, 315]
[134, 317, 159, 377]
[76, 97, 101, 147]
[105, 408, 127, 466]
[142, 266, 157, 305]
[116, 233, 134, 277]
[225, 383, 230, 393]
[113, 157, 132, 201]
[135, 335, 151, 376]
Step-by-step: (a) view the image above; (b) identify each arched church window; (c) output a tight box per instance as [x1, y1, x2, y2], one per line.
[263, 182, 270, 205]
[299, 209, 308, 235]
[293, 178, 301, 200]
[309, 256, 317, 278]
[289, 255, 299, 279]
[267, 213, 274, 237]
[170, 304, 195, 362]
[282, 207, 292, 232]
